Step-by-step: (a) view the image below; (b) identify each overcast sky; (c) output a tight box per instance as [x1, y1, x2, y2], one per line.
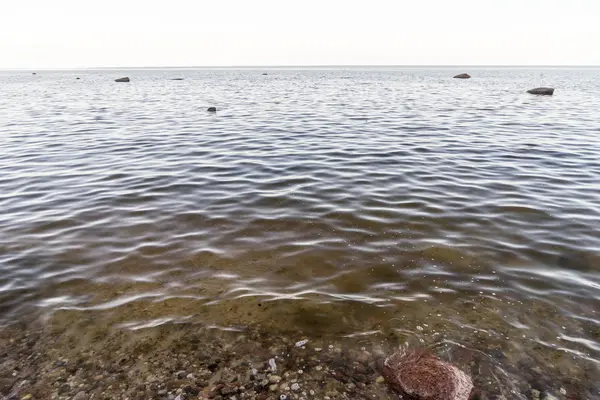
[1, 0, 599, 68]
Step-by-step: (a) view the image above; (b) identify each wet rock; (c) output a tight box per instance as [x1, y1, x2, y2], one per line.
[58, 383, 71, 394]
[268, 375, 282, 383]
[76, 77, 80, 80]
[115, 77, 130, 82]
[208, 362, 219, 372]
[220, 386, 237, 396]
[1, 377, 17, 393]
[176, 370, 187, 379]
[379, 348, 474, 400]
[73, 392, 88, 400]
[527, 87, 554, 95]
[207, 107, 217, 112]
[171, 78, 184, 80]
[453, 73, 471, 79]
[185, 386, 200, 396]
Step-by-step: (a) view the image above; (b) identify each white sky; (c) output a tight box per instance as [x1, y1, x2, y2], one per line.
[1, 0, 599, 68]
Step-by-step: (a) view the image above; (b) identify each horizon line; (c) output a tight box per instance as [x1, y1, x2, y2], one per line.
[2, 64, 600, 71]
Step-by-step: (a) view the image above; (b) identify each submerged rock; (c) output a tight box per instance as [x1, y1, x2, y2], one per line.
[171, 78, 184, 80]
[207, 107, 217, 112]
[453, 73, 471, 79]
[115, 77, 130, 83]
[527, 87, 554, 95]
[379, 348, 474, 400]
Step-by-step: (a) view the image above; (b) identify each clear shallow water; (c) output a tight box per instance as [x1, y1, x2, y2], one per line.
[1, 67, 600, 394]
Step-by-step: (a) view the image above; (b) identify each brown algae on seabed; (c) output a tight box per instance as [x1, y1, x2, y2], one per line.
[1, 309, 598, 400]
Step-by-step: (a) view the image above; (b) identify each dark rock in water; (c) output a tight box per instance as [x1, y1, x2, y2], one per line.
[32, 72, 37, 75]
[115, 77, 130, 83]
[453, 73, 471, 79]
[207, 107, 217, 112]
[171, 78, 184, 80]
[262, 73, 268, 75]
[527, 87, 554, 95]
[379, 349, 474, 400]
[76, 77, 80, 80]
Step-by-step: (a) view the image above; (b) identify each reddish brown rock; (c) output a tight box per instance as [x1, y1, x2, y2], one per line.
[379, 349, 474, 400]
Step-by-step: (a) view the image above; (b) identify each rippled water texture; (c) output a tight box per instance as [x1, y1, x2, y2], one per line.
[1, 67, 600, 390]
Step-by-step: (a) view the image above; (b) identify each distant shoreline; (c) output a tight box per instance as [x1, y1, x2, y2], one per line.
[2, 65, 600, 71]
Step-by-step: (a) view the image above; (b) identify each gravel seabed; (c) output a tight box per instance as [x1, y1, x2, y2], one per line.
[1, 318, 598, 400]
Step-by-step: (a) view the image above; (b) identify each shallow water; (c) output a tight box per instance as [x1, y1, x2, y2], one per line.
[1, 67, 600, 396]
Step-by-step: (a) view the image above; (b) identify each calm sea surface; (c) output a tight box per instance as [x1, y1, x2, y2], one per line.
[1, 67, 599, 394]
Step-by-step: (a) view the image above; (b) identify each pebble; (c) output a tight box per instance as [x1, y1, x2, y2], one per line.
[176, 371, 187, 379]
[531, 389, 540, 400]
[21, 395, 32, 400]
[268, 358, 277, 372]
[73, 392, 88, 400]
[186, 374, 194, 380]
[269, 375, 282, 383]
[158, 389, 168, 396]
[295, 340, 309, 347]
[375, 376, 385, 383]
[291, 383, 300, 392]
[269, 384, 279, 392]
[279, 396, 287, 400]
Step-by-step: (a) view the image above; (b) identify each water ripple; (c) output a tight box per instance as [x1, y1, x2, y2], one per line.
[1, 67, 600, 385]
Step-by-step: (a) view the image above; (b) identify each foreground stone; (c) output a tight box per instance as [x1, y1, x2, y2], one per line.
[453, 73, 471, 79]
[379, 349, 474, 400]
[115, 77, 130, 83]
[527, 87, 554, 95]
[207, 107, 217, 112]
